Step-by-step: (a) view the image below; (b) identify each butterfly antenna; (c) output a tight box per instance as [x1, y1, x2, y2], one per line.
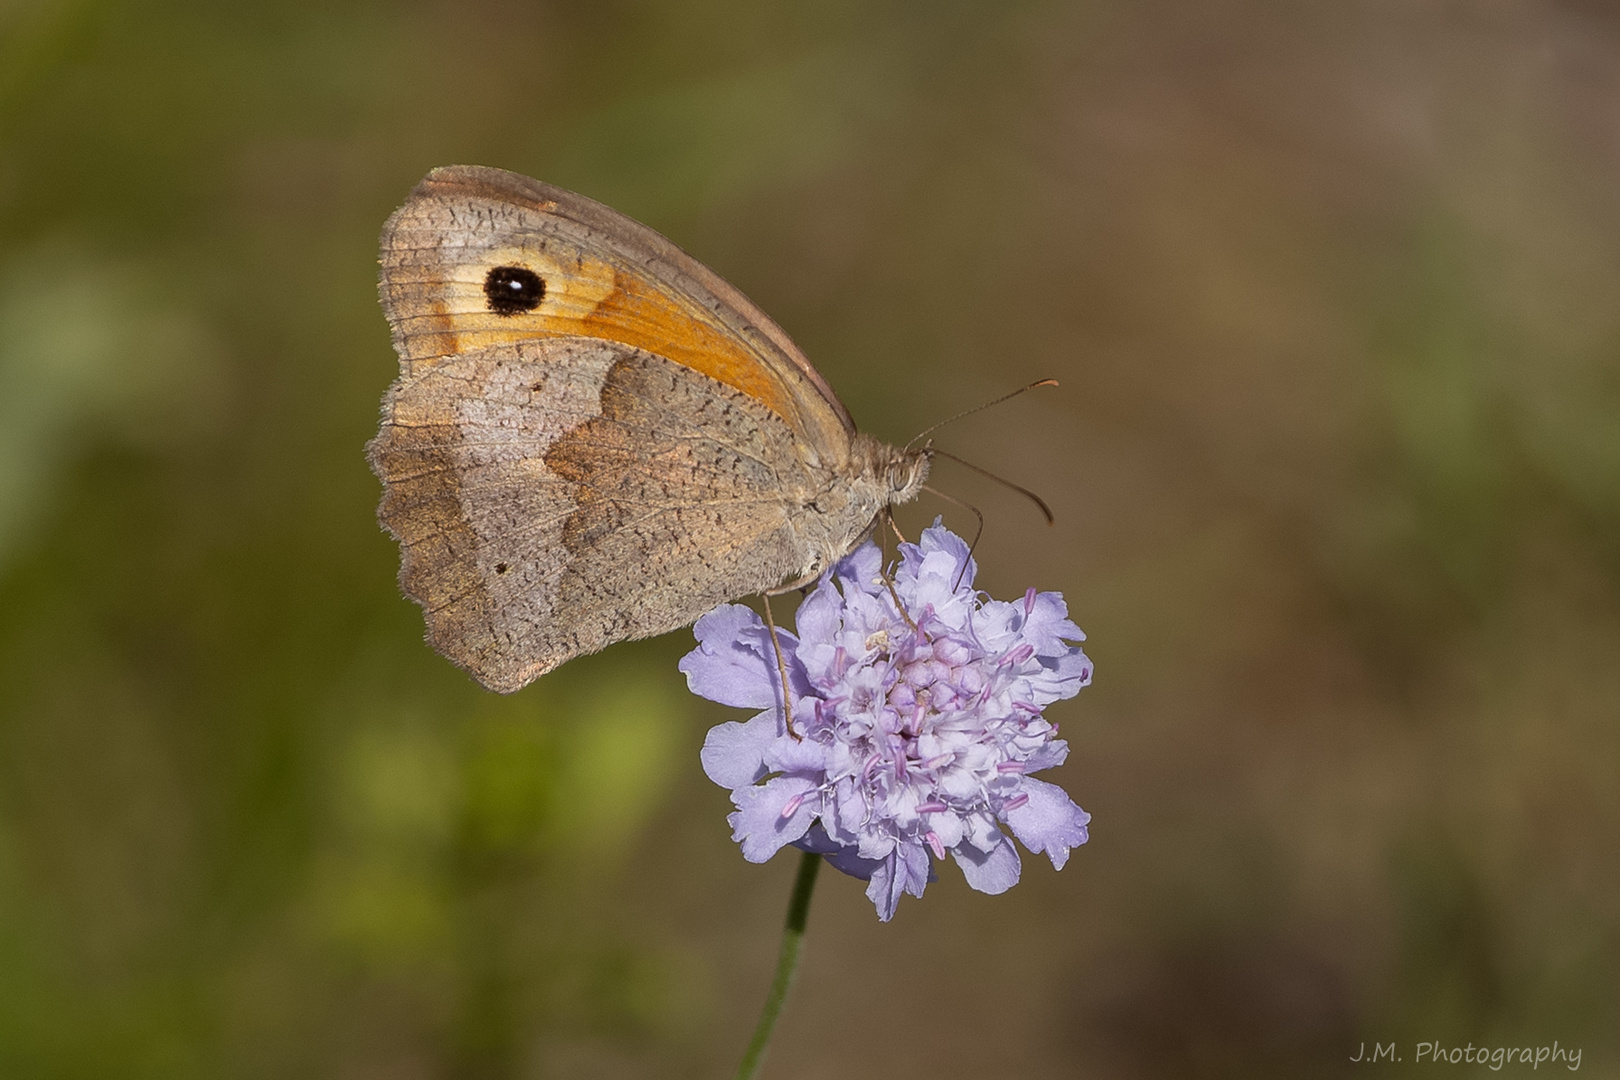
[920, 485, 988, 591]
[928, 448, 1055, 526]
[904, 378, 1059, 453]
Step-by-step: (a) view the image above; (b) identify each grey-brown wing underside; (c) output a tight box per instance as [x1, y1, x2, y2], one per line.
[365, 337, 813, 693]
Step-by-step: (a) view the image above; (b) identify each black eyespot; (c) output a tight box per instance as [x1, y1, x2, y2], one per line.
[484, 265, 545, 315]
[494, 562, 510, 575]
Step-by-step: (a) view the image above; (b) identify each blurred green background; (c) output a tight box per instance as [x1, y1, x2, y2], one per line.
[2, 1, 1617, 1077]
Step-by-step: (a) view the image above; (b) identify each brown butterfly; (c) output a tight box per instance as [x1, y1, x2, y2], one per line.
[366, 166, 929, 693]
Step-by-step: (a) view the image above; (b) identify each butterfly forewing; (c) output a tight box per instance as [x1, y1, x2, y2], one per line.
[379, 165, 853, 465]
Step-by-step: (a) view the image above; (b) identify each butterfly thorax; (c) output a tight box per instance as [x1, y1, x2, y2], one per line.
[789, 432, 930, 581]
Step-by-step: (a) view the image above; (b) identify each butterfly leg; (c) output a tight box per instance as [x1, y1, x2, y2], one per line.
[758, 593, 801, 741]
[761, 564, 833, 741]
[883, 509, 910, 547]
[878, 510, 923, 636]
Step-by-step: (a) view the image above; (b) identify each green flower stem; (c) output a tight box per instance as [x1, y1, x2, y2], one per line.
[733, 848, 822, 1080]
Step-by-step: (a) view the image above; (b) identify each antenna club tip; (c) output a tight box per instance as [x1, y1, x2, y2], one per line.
[1032, 378, 1059, 388]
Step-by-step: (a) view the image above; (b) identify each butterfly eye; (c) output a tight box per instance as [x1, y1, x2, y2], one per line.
[483, 265, 545, 315]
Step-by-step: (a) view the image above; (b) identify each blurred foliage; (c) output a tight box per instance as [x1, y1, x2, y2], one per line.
[1, 0, 1617, 1077]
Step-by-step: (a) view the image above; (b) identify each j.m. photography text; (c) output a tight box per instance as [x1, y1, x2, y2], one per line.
[1350, 1041, 1582, 1071]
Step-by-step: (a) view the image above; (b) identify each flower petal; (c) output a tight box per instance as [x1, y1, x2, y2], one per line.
[1019, 738, 1070, 774]
[680, 605, 777, 709]
[831, 542, 884, 595]
[761, 709, 834, 774]
[728, 776, 819, 862]
[1003, 778, 1090, 869]
[865, 851, 905, 921]
[822, 777, 867, 845]
[796, 577, 841, 637]
[823, 846, 887, 881]
[916, 521, 974, 586]
[953, 830, 1022, 894]
[699, 710, 777, 788]
[795, 823, 888, 882]
[863, 842, 933, 921]
[1022, 591, 1085, 654]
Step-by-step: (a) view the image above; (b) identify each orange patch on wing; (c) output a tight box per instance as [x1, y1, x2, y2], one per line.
[583, 274, 792, 420]
[415, 252, 794, 422]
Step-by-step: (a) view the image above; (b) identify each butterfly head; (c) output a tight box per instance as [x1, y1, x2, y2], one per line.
[796, 433, 931, 574]
[848, 431, 930, 509]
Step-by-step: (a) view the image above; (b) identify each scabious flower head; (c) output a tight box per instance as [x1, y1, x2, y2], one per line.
[680, 522, 1093, 920]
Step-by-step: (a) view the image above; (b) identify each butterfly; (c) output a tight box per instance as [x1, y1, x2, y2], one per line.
[366, 166, 930, 693]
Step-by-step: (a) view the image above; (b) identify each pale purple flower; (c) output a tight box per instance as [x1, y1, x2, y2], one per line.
[680, 522, 1093, 921]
